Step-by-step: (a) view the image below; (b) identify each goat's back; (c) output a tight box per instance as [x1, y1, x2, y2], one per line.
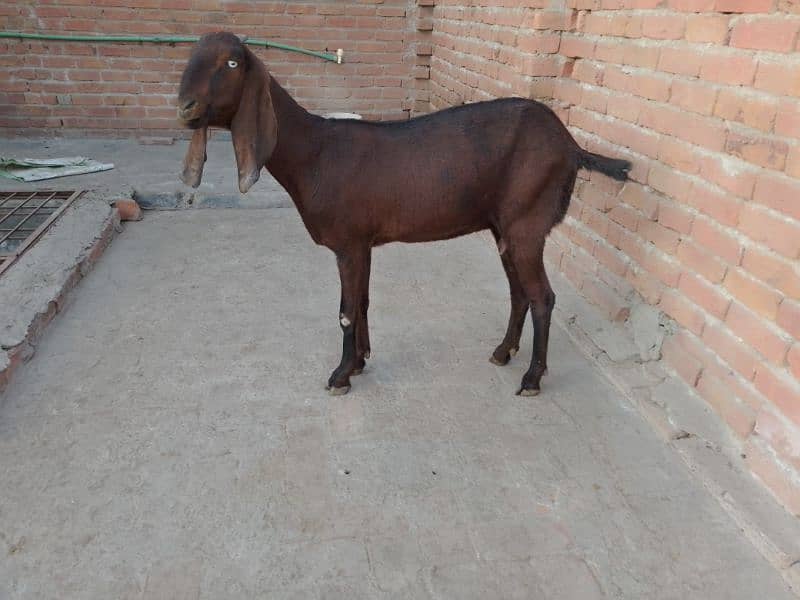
[312, 98, 579, 245]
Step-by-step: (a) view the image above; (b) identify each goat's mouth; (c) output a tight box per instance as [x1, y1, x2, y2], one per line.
[177, 99, 207, 128]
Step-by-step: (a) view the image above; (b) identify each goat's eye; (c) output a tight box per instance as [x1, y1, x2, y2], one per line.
[227, 60, 238, 68]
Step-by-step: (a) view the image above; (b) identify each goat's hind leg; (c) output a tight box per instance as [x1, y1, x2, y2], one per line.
[507, 236, 555, 397]
[489, 227, 529, 366]
[327, 248, 370, 395]
[352, 249, 372, 376]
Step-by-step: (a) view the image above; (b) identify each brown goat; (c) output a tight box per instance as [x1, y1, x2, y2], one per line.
[177, 32, 631, 396]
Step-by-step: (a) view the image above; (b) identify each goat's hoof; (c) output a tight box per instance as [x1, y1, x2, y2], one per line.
[364, 350, 371, 360]
[516, 387, 541, 397]
[490, 346, 519, 366]
[328, 385, 351, 396]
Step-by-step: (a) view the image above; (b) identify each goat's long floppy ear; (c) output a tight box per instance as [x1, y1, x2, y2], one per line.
[181, 126, 207, 188]
[231, 50, 278, 194]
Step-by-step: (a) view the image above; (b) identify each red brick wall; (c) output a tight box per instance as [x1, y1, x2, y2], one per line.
[0, 1, 422, 135]
[430, 0, 800, 514]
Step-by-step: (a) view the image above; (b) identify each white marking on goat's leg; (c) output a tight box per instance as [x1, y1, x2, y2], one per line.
[497, 238, 508, 255]
[340, 313, 351, 328]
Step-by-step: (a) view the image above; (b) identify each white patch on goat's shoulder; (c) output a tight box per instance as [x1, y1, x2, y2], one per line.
[340, 314, 351, 327]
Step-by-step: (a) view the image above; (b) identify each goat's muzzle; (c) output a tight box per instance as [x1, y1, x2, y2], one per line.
[177, 99, 202, 124]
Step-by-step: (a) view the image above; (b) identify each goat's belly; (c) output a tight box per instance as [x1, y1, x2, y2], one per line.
[375, 213, 488, 245]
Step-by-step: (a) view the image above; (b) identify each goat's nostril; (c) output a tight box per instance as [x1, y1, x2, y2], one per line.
[181, 99, 197, 112]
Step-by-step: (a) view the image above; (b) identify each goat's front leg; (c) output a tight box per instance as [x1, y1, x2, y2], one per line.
[327, 248, 370, 395]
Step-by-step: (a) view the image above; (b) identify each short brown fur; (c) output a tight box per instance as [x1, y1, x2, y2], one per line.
[178, 32, 632, 395]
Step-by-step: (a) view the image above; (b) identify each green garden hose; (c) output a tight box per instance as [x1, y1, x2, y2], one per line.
[0, 31, 343, 63]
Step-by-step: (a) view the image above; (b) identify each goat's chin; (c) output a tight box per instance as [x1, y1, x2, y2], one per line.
[181, 118, 205, 130]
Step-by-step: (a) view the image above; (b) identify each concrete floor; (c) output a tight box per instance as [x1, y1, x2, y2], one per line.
[0, 209, 795, 599]
[0, 136, 290, 209]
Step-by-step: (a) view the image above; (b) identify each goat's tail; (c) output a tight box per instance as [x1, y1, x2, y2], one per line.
[577, 149, 632, 182]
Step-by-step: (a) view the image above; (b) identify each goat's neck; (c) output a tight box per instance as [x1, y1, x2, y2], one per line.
[265, 79, 325, 206]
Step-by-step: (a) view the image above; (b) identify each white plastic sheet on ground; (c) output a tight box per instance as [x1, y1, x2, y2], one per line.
[0, 157, 114, 182]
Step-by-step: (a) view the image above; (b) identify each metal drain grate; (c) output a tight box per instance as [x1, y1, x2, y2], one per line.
[0, 190, 82, 277]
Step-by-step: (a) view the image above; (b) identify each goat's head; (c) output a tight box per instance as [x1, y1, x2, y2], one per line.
[177, 32, 278, 193]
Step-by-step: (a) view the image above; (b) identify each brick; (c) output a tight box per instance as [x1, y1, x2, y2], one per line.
[685, 182, 742, 228]
[685, 15, 731, 43]
[657, 136, 700, 175]
[777, 299, 800, 339]
[776, 100, 800, 137]
[679, 272, 731, 319]
[622, 43, 661, 69]
[715, 0, 776, 12]
[606, 92, 646, 123]
[670, 79, 717, 116]
[662, 330, 706, 387]
[553, 79, 583, 105]
[785, 146, 800, 179]
[659, 289, 706, 335]
[560, 35, 595, 59]
[640, 245, 682, 286]
[641, 14, 686, 39]
[640, 104, 727, 153]
[753, 366, 800, 428]
[697, 372, 756, 439]
[726, 302, 791, 365]
[658, 47, 702, 77]
[640, 219, 682, 254]
[754, 409, 800, 472]
[657, 200, 694, 234]
[691, 216, 742, 266]
[697, 154, 757, 200]
[594, 40, 625, 63]
[755, 60, 800, 97]
[789, 344, 800, 381]
[620, 183, 659, 219]
[594, 241, 630, 276]
[780, 0, 800, 12]
[741, 246, 800, 299]
[744, 438, 800, 517]
[723, 268, 783, 319]
[629, 71, 672, 102]
[738, 204, 800, 259]
[730, 18, 799, 53]
[677, 239, 728, 283]
[700, 52, 758, 86]
[573, 60, 605, 85]
[702, 322, 760, 381]
[752, 172, 800, 221]
[668, 0, 715, 10]
[113, 199, 142, 222]
[725, 130, 789, 170]
[648, 163, 692, 200]
[713, 89, 777, 133]
[582, 183, 616, 212]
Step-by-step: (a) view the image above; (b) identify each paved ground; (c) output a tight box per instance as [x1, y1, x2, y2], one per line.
[0, 209, 796, 599]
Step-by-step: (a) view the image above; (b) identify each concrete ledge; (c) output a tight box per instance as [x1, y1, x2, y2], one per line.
[0, 196, 120, 395]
